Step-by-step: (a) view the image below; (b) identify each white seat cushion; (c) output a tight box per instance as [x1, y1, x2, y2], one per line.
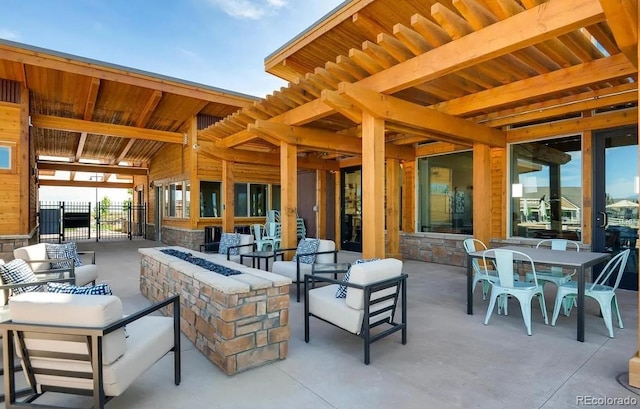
[9, 292, 126, 365]
[271, 260, 312, 281]
[308, 284, 364, 334]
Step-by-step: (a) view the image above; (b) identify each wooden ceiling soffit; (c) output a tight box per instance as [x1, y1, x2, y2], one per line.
[337, 83, 505, 148]
[39, 180, 134, 188]
[250, 119, 414, 161]
[359, 0, 606, 94]
[415, 142, 470, 157]
[266, 0, 605, 129]
[436, 54, 637, 116]
[197, 145, 339, 171]
[478, 83, 638, 128]
[0, 46, 254, 107]
[598, 0, 638, 68]
[38, 161, 148, 175]
[213, 129, 258, 148]
[31, 114, 183, 143]
[506, 107, 639, 142]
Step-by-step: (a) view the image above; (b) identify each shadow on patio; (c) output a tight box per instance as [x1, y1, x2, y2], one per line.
[4, 239, 638, 409]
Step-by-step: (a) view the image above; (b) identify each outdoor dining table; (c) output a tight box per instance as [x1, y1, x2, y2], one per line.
[466, 245, 611, 342]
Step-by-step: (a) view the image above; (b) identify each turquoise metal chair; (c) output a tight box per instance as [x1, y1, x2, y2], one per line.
[253, 223, 272, 251]
[551, 249, 630, 338]
[483, 249, 548, 336]
[463, 238, 519, 301]
[525, 239, 580, 288]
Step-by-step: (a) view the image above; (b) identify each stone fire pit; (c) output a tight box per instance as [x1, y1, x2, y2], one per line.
[139, 246, 291, 375]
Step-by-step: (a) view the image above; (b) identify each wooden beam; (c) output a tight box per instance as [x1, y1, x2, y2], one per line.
[115, 139, 136, 164]
[320, 90, 363, 123]
[84, 78, 100, 120]
[401, 160, 416, 233]
[338, 82, 506, 147]
[212, 129, 258, 148]
[437, 54, 637, 116]
[75, 132, 88, 161]
[222, 160, 234, 232]
[415, 142, 470, 157]
[31, 114, 183, 143]
[361, 113, 385, 259]
[316, 170, 327, 238]
[197, 144, 340, 171]
[38, 180, 134, 188]
[0, 45, 255, 108]
[599, 0, 638, 68]
[507, 107, 639, 141]
[473, 143, 492, 245]
[37, 161, 148, 175]
[135, 90, 163, 127]
[251, 119, 415, 160]
[188, 117, 199, 228]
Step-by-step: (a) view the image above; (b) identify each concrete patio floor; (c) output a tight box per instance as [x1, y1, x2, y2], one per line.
[4, 238, 639, 409]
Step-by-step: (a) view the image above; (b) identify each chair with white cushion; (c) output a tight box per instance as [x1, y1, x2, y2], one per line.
[304, 258, 407, 365]
[483, 249, 548, 335]
[272, 239, 337, 302]
[0, 292, 180, 409]
[551, 249, 630, 338]
[14, 243, 97, 287]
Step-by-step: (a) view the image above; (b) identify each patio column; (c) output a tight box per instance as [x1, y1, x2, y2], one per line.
[222, 160, 234, 233]
[187, 116, 200, 229]
[281, 141, 298, 254]
[473, 143, 491, 245]
[334, 171, 342, 250]
[361, 112, 385, 259]
[402, 160, 416, 233]
[386, 158, 400, 258]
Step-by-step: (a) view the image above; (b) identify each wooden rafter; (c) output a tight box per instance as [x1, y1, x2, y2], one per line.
[38, 161, 148, 175]
[598, 0, 638, 68]
[84, 78, 100, 120]
[135, 90, 163, 127]
[38, 180, 134, 188]
[31, 114, 183, 143]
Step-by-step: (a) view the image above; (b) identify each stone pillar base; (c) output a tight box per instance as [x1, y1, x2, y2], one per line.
[629, 353, 640, 388]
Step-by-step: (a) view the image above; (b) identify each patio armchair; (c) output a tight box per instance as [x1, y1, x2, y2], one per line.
[0, 292, 180, 409]
[14, 243, 97, 287]
[272, 239, 337, 302]
[200, 233, 255, 264]
[304, 258, 407, 365]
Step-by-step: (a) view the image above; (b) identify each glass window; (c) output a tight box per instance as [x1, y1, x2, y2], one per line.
[184, 182, 190, 218]
[510, 135, 582, 240]
[235, 183, 248, 217]
[162, 181, 188, 218]
[0, 146, 11, 170]
[271, 185, 281, 211]
[200, 181, 221, 217]
[250, 184, 268, 217]
[417, 151, 473, 234]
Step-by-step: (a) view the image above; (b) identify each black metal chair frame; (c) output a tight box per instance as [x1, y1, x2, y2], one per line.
[275, 248, 338, 302]
[0, 295, 181, 409]
[304, 273, 408, 364]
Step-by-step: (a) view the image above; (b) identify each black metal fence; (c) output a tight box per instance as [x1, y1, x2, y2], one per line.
[39, 202, 146, 243]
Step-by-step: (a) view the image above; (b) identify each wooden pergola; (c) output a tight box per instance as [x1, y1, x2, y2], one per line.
[197, 0, 639, 385]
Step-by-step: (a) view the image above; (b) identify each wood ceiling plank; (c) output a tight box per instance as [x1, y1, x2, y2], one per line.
[585, 23, 621, 56]
[338, 82, 505, 147]
[436, 53, 636, 116]
[31, 114, 183, 143]
[598, 0, 638, 67]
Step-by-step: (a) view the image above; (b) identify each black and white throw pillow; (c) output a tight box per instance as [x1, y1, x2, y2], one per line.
[47, 282, 113, 295]
[335, 258, 380, 298]
[219, 233, 241, 256]
[0, 259, 42, 295]
[292, 238, 320, 264]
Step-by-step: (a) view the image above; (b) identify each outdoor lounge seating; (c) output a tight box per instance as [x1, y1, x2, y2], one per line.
[304, 258, 407, 365]
[14, 243, 97, 287]
[0, 292, 180, 409]
[272, 239, 337, 302]
[200, 233, 255, 264]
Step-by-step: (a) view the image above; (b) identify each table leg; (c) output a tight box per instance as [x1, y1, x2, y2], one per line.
[577, 266, 585, 342]
[252, 257, 256, 269]
[467, 254, 473, 315]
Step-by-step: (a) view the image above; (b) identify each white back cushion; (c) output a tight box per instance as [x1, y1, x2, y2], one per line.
[345, 258, 403, 310]
[9, 292, 127, 365]
[238, 234, 254, 255]
[14, 243, 48, 272]
[315, 240, 336, 264]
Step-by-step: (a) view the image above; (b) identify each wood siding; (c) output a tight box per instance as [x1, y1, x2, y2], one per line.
[0, 103, 23, 234]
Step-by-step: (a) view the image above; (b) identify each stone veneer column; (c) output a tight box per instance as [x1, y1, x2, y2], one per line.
[139, 247, 291, 375]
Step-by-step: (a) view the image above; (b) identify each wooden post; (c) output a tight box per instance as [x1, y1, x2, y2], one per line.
[222, 160, 234, 233]
[334, 170, 342, 250]
[281, 141, 298, 254]
[386, 158, 400, 258]
[20, 84, 30, 234]
[581, 126, 593, 245]
[473, 143, 492, 245]
[316, 170, 327, 238]
[361, 113, 385, 259]
[402, 160, 416, 233]
[188, 117, 199, 229]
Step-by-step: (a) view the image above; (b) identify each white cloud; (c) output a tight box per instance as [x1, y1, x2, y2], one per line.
[206, 0, 287, 20]
[0, 28, 19, 40]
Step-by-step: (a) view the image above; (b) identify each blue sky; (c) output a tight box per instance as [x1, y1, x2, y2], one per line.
[0, 0, 345, 97]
